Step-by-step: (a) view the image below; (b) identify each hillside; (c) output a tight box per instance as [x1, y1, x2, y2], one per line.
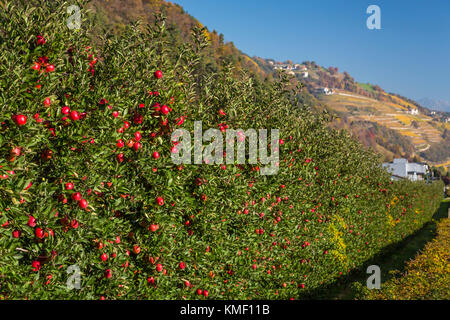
[88, 0, 266, 78]
[254, 58, 450, 166]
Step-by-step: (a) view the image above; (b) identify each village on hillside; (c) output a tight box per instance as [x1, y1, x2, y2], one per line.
[261, 58, 450, 169]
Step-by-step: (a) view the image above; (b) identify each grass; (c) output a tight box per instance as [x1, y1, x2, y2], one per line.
[360, 197, 450, 299]
[358, 82, 375, 94]
[307, 197, 449, 300]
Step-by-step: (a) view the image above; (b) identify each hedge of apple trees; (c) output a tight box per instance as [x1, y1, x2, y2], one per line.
[0, 0, 444, 299]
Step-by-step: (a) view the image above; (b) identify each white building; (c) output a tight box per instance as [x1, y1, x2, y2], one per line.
[321, 87, 333, 95]
[273, 63, 307, 72]
[274, 64, 293, 71]
[382, 158, 429, 181]
[406, 107, 419, 115]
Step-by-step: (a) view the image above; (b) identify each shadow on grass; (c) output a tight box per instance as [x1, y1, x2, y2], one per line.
[305, 198, 450, 300]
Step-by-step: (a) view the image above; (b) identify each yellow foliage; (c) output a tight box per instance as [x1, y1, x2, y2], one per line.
[386, 214, 398, 227]
[328, 222, 348, 265]
[202, 29, 210, 42]
[400, 130, 420, 137]
[393, 114, 413, 125]
[390, 196, 399, 206]
[363, 218, 450, 300]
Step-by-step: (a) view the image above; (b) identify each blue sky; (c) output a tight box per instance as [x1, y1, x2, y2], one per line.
[172, 0, 450, 103]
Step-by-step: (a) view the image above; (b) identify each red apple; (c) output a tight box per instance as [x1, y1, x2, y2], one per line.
[156, 197, 164, 206]
[65, 182, 74, 190]
[45, 65, 55, 72]
[70, 110, 80, 121]
[14, 115, 27, 126]
[32, 260, 41, 271]
[72, 192, 82, 201]
[10, 147, 21, 157]
[28, 216, 37, 227]
[154, 70, 163, 79]
[79, 199, 88, 209]
[133, 142, 141, 151]
[43, 97, 51, 106]
[35, 227, 44, 239]
[160, 105, 169, 115]
[32, 62, 40, 71]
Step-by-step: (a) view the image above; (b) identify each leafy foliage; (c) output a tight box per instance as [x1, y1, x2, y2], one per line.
[0, 0, 444, 300]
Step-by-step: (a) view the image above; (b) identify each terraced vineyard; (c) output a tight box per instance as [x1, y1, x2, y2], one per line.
[319, 90, 448, 166]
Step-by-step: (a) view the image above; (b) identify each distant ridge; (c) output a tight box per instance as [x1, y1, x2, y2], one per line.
[417, 98, 450, 112]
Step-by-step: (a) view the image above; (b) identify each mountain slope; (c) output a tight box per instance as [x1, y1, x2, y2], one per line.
[254, 57, 450, 164]
[417, 97, 450, 112]
[88, 0, 267, 78]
